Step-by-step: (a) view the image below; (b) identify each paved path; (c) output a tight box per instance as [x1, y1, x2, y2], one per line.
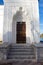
[0, 60, 42, 65]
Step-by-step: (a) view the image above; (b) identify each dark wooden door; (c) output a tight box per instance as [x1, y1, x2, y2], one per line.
[16, 22, 26, 43]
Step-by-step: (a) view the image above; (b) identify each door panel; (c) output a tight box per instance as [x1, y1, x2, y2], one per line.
[16, 22, 26, 43]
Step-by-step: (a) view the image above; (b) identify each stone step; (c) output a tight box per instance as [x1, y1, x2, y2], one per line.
[8, 55, 35, 59]
[7, 45, 35, 60]
[10, 47, 33, 50]
[10, 49, 34, 52]
[10, 47, 33, 49]
[8, 52, 34, 55]
[11, 46, 31, 49]
[10, 45, 32, 48]
[10, 46, 34, 52]
[9, 55, 34, 57]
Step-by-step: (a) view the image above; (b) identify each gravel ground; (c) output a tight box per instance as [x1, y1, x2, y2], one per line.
[0, 60, 43, 65]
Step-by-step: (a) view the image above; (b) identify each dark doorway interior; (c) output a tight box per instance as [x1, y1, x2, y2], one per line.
[16, 22, 26, 43]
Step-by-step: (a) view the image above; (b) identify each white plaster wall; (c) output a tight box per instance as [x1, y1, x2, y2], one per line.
[31, 0, 40, 43]
[3, 0, 40, 44]
[0, 6, 4, 42]
[3, 2, 12, 43]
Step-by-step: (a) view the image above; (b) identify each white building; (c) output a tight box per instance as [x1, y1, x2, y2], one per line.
[1, 0, 43, 63]
[3, 0, 40, 44]
[0, 5, 4, 42]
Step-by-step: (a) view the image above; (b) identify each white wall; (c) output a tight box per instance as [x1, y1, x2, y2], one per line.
[3, 0, 40, 44]
[0, 5, 4, 41]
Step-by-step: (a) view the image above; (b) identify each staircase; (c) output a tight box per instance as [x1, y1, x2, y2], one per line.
[7, 45, 35, 61]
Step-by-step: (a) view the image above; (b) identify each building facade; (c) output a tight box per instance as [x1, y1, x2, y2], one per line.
[3, 0, 40, 44]
[1, 0, 43, 63]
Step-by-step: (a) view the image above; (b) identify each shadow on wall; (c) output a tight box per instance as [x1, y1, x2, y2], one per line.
[3, 31, 12, 43]
[26, 37, 31, 43]
[12, 7, 24, 32]
[12, 7, 23, 22]
[30, 21, 40, 43]
[12, 7, 24, 43]
[3, 32, 31, 43]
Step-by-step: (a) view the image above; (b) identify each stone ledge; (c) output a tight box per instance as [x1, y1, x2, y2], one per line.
[32, 43, 43, 62]
[0, 42, 10, 48]
[32, 43, 43, 48]
[0, 43, 11, 60]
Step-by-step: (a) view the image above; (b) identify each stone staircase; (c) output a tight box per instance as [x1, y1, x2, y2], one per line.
[7, 45, 35, 61]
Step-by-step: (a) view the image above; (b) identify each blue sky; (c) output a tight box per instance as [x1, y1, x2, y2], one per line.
[0, 0, 4, 5]
[0, 0, 43, 34]
[39, 0, 43, 34]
